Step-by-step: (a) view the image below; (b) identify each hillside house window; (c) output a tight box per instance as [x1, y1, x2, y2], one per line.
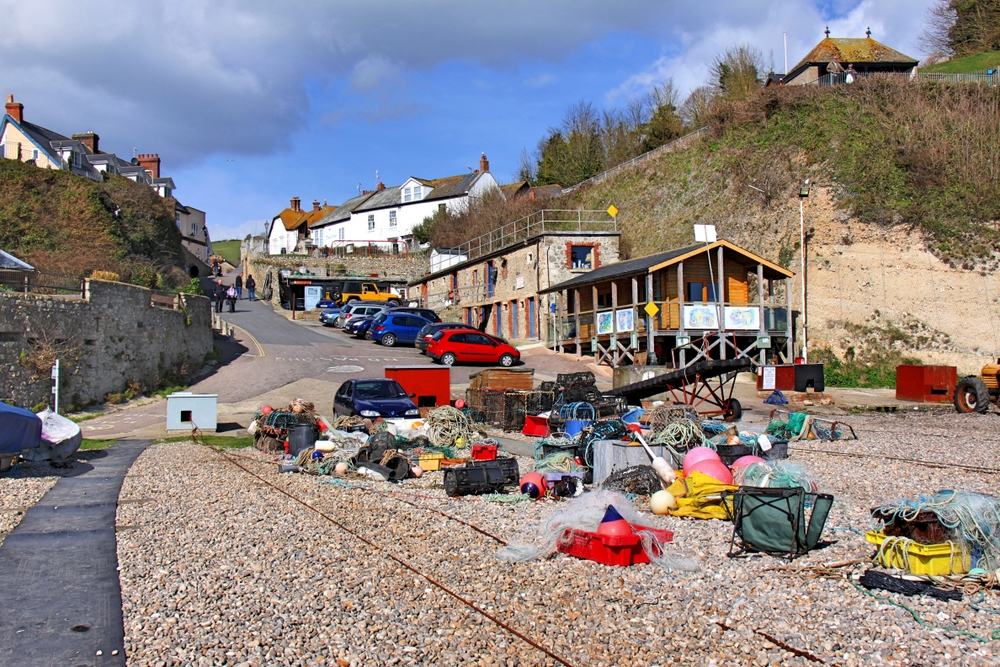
[339, 227, 345, 240]
[32, 149, 38, 160]
[367, 214, 375, 231]
[389, 210, 397, 228]
[175, 212, 181, 227]
[570, 246, 593, 270]
[315, 229, 323, 246]
[404, 187, 411, 202]
[412, 186, 422, 200]
[191, 223, 198, 235]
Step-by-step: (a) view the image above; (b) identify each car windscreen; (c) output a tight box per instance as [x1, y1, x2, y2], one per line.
[354, 380, 406, 400]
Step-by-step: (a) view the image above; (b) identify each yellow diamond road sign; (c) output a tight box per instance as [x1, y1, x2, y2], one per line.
[606, 204, 618, 218]
[644, 301, 659, 317]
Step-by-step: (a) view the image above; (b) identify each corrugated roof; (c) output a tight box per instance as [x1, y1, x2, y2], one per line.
[541, 244, 702, 294]
[789, 37, 917, 74]
[0, 248, 34, 271]
[311, 192, 376, 227]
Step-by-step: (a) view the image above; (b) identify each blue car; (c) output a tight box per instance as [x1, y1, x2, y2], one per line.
[333, 378, 420, 419]
[319, 305, 343, 326]
[347, 316, 376, 338]
[370, 313, 432, 347]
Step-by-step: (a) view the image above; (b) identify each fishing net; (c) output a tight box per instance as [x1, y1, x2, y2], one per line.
[532, 452, 585, 474]
[733, 460, 818, 492]
[426, 406, 479, 448]
[650, 419, 710, 468]
[871, 491, 1000, 571]
[497, 490, 700, 572]
[646, 406, 699, 437]
[601, 465, 664, 496]
[577, 419, 629, 469]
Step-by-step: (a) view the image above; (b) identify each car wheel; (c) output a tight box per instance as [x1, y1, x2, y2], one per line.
[365, 330, 373, 340]
[346, 297, 358, 304]
[381, 333, 396, 347]
[441, 352, 457, 366]
[498, 353, 515, 367]
[387, 299, 401, 306]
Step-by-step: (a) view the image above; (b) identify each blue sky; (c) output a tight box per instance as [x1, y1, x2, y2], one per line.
[1, 0, 933, 240]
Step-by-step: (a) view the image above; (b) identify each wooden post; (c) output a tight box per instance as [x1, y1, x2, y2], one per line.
[785, 276, 794, 362]
[556, 291, 563, 353]
[592, 284, 599, 361]
[757, 263, 766, 366]
[717, 245, 726, 360]
[574, 288, 582, 359]
[631, 275, 639, 361]
[611, 281, 619, 366]
[646, 272, 656, 365]
[677, 261, 685, 369]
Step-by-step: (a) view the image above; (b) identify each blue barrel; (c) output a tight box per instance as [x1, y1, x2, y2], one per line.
[564, 419, 590, 437]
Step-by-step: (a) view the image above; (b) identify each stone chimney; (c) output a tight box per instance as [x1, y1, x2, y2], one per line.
[377, 182, 385, 191]
[290, 197, 301, 212]
[72, 132, 100, 154]
[479, 153, 489, 173]
[5, 95, 23, 124]
[137, 153, 161, 178]
[312, 200, 321, 211]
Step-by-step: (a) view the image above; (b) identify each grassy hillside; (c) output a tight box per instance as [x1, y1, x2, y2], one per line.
[211, 240, 241, 265]
[0, 159, 189, 288]
[563, 77, 1000, 268]
[922, 51, 1000, 73]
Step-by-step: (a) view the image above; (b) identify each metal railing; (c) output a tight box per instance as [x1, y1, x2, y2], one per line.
[456, 209, 616, 262]
[562, 126, 710, 194]
[805, 69, 999, 88]
[918, 70, 999, 86]
[0, 270, 84, 297]
[310, 240, 426, 260]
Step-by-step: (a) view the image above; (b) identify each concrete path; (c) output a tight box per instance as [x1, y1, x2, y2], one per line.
[0, 440, 151, 667]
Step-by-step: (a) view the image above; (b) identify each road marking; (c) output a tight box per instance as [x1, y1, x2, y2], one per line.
[326, 365, 365, 373]
[230, 324, 265, 357]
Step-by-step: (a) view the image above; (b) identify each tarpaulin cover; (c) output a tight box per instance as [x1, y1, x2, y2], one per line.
[22, 408, 82, 462]
[0, 402, 41, 454]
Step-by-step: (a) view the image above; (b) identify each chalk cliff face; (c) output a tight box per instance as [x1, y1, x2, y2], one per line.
[558, 80, 1000, 376]
[0, 158, 187, 288]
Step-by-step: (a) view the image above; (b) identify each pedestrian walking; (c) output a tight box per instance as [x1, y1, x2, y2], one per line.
[235, 274, 243, 300]
[246, 274, 256, 301]
[226, 285, 237, 313]
[213, 281, 225, 313]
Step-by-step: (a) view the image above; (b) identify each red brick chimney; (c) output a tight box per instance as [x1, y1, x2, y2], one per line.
[137, 153, 161, 178]
[5, 95, 23, 124]
[312, 200, 321, 211]
[290, 197, 301, 212]
[479, 153, 489, 173]
[377, 182, 385, 191]
[72, 132, 100, 154]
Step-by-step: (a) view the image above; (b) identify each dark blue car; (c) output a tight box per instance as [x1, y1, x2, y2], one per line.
[370, 313, 432, 347]
[333, 378, 420, 419]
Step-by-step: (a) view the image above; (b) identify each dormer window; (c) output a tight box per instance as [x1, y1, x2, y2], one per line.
[404, 187, 411, 202]
[412, 186, 422, 200]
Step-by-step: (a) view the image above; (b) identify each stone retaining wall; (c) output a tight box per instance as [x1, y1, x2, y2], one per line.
[0, 279, 212, 409]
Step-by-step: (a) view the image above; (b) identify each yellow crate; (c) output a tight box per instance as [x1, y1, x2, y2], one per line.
[418, 452, 444, 471]
[865, 530, 970, 576]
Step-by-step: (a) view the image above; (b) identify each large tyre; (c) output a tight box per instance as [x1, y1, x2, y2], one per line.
[346, 297, 359, 304]
[723, 398, 743, 422]
[441, 352, 457, 366]
[954, 376, 990, 414]
[381, 333, 397, 347]
[387, 299, 401, 307]
[498, 353, 515, 367]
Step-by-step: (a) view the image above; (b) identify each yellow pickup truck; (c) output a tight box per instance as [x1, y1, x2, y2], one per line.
[337, 280, 401, 306]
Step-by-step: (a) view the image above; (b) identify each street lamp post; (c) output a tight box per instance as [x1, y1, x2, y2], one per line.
[798, 180, 811, 363]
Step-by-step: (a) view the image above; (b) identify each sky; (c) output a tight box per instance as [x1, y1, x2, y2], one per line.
[0, 0, 935, 241]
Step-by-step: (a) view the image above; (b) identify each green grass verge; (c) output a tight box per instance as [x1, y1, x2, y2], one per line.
[211, 240, 242, 265]
[80, 439, 115, 450]
[156, 434, 255, 448]
[922, 51, 1000, 73]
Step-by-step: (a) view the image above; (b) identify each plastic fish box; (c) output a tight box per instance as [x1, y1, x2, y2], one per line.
[471, 444, 498, 461]
[559, 525, 674, 567]
[522, 415, 551, 437]
[543, 471, 585, 483]
[416, 452, 444, 471]
[865, 530, 970, 575]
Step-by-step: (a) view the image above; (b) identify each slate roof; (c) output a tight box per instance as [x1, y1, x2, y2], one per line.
[15, 119, 68, 158]
[310, 192, 376, 228]
[541, 244, 703, 294]
[353, 186, 403, 213]
[0, 248, 34, 271]
[416, 173, 481, 202]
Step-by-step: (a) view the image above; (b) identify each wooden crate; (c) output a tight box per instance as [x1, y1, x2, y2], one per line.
[468, 368, 534, 391]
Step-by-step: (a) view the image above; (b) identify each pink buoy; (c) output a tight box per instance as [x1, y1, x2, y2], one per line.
[689, 458, 734, 484]
[731, 455, 766, 469]
[682, 446, 722, 474]
[596, 505, 634, 537]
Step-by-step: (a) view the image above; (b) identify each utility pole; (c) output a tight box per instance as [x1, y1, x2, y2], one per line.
[799, 180, 810, 363]
[784, 32, 788, 75]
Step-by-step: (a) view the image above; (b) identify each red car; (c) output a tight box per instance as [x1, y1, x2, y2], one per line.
[426, 329, 520, 367]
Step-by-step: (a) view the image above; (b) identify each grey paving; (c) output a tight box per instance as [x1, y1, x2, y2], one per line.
[0, 440, 151, 667]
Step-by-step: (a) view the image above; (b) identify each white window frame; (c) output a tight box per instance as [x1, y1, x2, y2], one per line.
[191, 222, 198, 235]
[389, 210, 397, 228]
[367, 214, 375, 231]
[403, 187, 411, 202]
[339, 227, 345, 240]
[413, 185, 421, 200]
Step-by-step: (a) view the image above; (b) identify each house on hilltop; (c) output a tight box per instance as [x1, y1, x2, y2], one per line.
[267, 197, 337, 255]
[780, 28, 918, 85]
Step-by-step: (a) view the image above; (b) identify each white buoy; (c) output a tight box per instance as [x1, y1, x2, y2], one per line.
[633, 432, 677, 485]
[650, 490, 677, 515]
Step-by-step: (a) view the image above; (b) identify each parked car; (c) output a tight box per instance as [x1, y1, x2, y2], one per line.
[337, 281, 401, 306]
[319, 305, 343, 326]
[339, 302, 392, 329]
[426, 329, 520, 366]
[370, 313, 433, 347]
[416, 322, 477, 352]
[347, 316, 377, 338]
[333, 378, 420, 419]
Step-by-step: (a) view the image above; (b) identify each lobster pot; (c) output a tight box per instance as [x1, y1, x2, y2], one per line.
[501, 391, 556, 432]
[592, 439, 673, 486]
[481, 389, 506, 427]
